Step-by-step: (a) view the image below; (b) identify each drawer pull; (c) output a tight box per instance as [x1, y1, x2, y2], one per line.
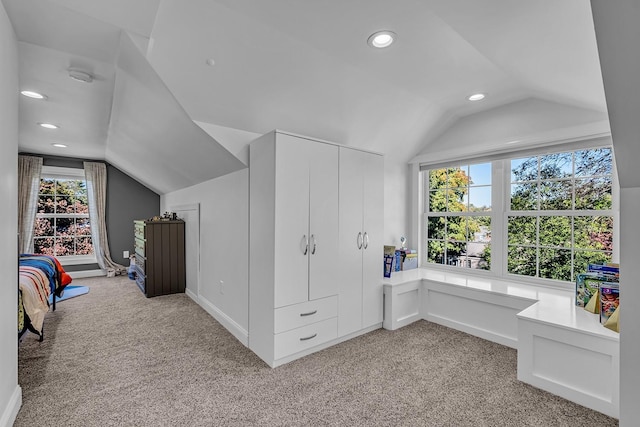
[300, 310, 317, 317]
[299, 333, 317, 341]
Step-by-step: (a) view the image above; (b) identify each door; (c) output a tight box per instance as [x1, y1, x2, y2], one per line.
[274, 134, 311, 307]
[361, 153, 384, 328]
[337, 147, 365, 336]
[308, 141, 339, 300]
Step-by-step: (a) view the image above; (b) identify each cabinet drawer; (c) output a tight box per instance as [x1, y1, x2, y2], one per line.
[274, 317, 337, 360]
[274, 295, 337, 334]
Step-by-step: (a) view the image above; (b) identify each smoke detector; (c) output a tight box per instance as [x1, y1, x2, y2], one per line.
[68, 68, 94, 83]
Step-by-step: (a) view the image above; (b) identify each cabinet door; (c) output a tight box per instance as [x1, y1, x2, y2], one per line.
[337, 147, 364, 336]
[274, 134, 311, 307]
[308, 142, 339, 300]
[361, 152, 384, 328]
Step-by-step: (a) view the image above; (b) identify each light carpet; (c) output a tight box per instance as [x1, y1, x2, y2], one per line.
[17, 275, 618, 426]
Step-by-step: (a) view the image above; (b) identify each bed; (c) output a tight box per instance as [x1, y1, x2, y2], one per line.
[18, 254, 72, 341]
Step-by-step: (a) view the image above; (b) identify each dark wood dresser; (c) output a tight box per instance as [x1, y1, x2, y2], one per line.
[134, 219, 186, 297]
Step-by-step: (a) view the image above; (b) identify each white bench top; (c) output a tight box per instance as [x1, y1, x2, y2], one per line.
[383, 268, 619, 342]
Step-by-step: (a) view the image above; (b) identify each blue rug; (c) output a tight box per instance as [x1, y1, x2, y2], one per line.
[49, 285, 89, 304]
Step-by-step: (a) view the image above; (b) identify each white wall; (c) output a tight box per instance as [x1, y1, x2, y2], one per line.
[383, 159, 409, 248]
[161, 122, 410, 344]
[161, 168, 250, 342]
[619, 187, 640, 424]
[590, 2, 640, 424]
[0, 3, 21, 426]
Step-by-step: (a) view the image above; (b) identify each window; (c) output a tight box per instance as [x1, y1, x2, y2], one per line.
[507, 148, 613, 281]
[423, 146, 615, 285]
[426, 163, 492, 270]
[33, 167, 94, 258]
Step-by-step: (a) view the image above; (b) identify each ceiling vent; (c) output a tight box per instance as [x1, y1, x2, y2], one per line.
[68, 68, 94, 83]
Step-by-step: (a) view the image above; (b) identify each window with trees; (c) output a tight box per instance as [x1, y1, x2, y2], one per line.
[426, 163, 492, 270]
[423, 146, 615, 285]
[33, 167, 94, 258]
[508, 148, 613, 281]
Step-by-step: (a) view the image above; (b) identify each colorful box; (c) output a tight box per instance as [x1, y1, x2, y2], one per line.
[599, 283, 620, 324]
[575, 273, 617, 308]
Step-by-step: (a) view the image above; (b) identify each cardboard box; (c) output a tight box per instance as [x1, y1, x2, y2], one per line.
[403, 253, 418, 270]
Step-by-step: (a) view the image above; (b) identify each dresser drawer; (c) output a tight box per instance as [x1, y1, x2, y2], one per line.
[135, 254, 145, 275]
[134, 237, 145, 257]
[274, 317, 337, 360]
[274, 295, 337, 334]
[134, 221, 145, 240]
[135, 271, 146, 294]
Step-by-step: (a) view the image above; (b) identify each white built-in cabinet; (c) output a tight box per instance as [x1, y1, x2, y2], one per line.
[337, 147, 384, 336]
[249, 130, 383, 367]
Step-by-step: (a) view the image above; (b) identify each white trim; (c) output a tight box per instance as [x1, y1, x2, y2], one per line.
[40, 165, 85, 178]
[187, 290, 249, 346]
[68, 269, 105, 279]
[170, 203, 200, 298]
[59, 255, 97, 266]
[0, 385, 21, 427]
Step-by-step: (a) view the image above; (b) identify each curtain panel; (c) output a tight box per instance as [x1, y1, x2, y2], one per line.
[18, 155, 42, 254]
[84, 162, 127, 275]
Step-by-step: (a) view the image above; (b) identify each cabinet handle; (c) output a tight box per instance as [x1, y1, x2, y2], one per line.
[363, 232, 369, 249]
[300, 310, 317, 317]
[299, 333, 317, 341]
[357, 232, 363, 250]
[310, 234, 317, 254]
[301, 234, 309, 255]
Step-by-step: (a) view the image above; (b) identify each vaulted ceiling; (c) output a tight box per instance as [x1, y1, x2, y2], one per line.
[3, 0, 608, 194]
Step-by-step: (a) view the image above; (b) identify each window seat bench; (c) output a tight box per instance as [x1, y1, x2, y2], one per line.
[382, 268, 619, 418]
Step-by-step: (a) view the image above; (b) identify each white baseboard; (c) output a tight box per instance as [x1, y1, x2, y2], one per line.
[68, 269, 105, 279]
[185, 287, 198, 302]
[0, 385, 22, 427]
[186, 290, 249, 346]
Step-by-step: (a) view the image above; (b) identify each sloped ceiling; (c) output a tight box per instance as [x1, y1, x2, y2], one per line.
[4, 0, 609, 194]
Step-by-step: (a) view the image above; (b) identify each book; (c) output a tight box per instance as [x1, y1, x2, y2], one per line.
[575, 273, 618, 308]
[599, 283, 620, 324]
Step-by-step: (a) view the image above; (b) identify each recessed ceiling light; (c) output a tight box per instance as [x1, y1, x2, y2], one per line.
[367, 31, 396, 48]
[38, 123, 59, 129]
[68, 68, 94, 83]
[21, 90, 47, 100]
[467, 93, 486, 101]
[52, 143, 67, 148]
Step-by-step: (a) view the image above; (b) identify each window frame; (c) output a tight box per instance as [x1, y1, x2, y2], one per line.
[420, 143, 618, 289]
[34, 166, 97, 265]
[424, 162, 494, 272]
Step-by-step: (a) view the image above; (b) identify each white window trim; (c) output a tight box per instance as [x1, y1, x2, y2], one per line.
[418, 141, 618, 289]
[37, 165, 97, 264]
